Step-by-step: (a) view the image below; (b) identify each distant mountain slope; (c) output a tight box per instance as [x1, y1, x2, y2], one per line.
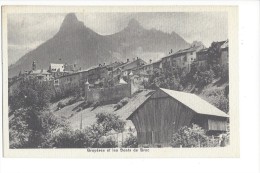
[8, 13, 190, 77]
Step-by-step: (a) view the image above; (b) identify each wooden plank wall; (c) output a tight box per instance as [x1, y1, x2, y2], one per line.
[208, 117, 227, 131]
[131, 90, 195, 146]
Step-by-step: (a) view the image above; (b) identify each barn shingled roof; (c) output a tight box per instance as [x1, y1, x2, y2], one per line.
[127, 88, 228, 120]
[160, 88, 229, 117]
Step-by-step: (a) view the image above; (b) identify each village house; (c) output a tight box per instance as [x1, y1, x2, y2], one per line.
[162, 43, 205, 72]
[27, 69, 52, 82]
[106, 61, 124, 72]
[152, 59, 163, 71]
[112, 58, 147, 77]
[20, 61, 52, 81]
[127, 88, 229, 147]
[136, 59, 163, 76]
[54, 63, 111, 93]
[194, 48, 209, 69]
[49, 63, 66, 78]
[137, 59, 153, 76]
[86, 64, 109, 87]
[219, 40, 229, 66]
[64, 63, 80, 72]
[49, 63, 80, 78]
[54, 71, 82, 93]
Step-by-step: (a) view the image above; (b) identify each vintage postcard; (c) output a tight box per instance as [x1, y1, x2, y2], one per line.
[2, 6, 239, 157]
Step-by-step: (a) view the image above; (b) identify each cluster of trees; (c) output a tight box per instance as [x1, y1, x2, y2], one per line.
[41, 113, 126, 148]
[9, 79, 66, 148]
[145, 43, 229, 113]
[51, 85, 83, 103]
[9, 80, 137, 148]
[9, 79, 54, 113]
[171, 124, 229, 148]
[146, 62, 228, 92]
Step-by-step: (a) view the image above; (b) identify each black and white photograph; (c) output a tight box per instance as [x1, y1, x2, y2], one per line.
[2, 6, 239, 157]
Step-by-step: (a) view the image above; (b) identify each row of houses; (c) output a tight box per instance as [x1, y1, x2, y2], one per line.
[9, 40, 229, 96]
[53, 38, 227, 93]
[131, 40, 229, 77]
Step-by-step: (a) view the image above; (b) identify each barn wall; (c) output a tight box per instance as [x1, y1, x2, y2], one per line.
[207, 117, 227, 131]
[130, 90, 196, 146]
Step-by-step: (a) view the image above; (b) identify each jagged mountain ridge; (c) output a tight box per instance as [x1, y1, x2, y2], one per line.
[9, 13, 190, 77]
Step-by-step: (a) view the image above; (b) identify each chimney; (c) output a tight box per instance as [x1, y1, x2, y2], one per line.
[137, 57, 139, 60]
[150, 59, 152, 64]
[127, 59, 129, 62]
[171, 49, 173, 53]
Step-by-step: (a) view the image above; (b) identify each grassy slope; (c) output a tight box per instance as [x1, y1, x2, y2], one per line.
[51, 79, 228, 131]
[51, 90, 153, 130]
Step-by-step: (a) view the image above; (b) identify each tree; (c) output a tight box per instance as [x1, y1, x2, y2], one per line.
[208, 41, 222, 64]
[171, 124, 211, 148]
[44, 113, 126, 148]
[9, 78, 54, 112]
[10, 108, 68, 148]
[122, 132, 138, 148]
[146, 66, 183, 91]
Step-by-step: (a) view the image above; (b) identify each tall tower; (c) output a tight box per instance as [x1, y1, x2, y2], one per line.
[32, 61, 36, 71]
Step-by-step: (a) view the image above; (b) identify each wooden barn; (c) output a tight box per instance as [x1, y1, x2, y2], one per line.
[127, 88, 229, 147]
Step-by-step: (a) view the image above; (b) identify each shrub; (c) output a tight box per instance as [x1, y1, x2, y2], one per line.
[114, 97, 129, 110]
[91, 101, 100, 109]
[76, 107, 82, 112]
[98, 136, 118, 148]
[122, 133, 138, 148]
[202, 90, 229, 113]
[10, 108, 68, 148]
[171, 124, 209, 148]
[96, 113, 125, 133]
[82, 101, 91, 109]
[67, 97, 78, 105]
[57, 102, 66, 110]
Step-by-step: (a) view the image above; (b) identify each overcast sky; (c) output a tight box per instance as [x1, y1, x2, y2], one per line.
[8, 12, 228, 65]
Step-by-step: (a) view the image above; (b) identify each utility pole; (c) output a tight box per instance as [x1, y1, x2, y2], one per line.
[80, 114, 82, 130]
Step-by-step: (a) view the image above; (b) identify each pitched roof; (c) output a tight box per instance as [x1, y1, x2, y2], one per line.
[116, 58, 147, 70]
[127, 88, 228, 120]
[30, 69, 51, 75]
[197, 48, 208, 53]
[174, 45, 200, 55]
[50, 63, 64, 72]
[117, 89, 155, 120]
[220, 40, 229, 49]
[160, 88, 228, 117]
[163, 45, 203, 60]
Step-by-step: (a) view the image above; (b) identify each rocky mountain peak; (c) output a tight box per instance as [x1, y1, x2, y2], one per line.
[128, 18, 141, 27]
[59, 13, 84, 32]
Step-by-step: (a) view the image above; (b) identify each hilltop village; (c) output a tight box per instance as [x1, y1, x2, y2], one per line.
[9, 40, 228, 97]
[8, 40, 229, 147]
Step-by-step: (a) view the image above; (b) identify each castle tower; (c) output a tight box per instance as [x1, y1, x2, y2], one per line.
[85, 79, 90, 101]
[32, 61, 36, 71]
